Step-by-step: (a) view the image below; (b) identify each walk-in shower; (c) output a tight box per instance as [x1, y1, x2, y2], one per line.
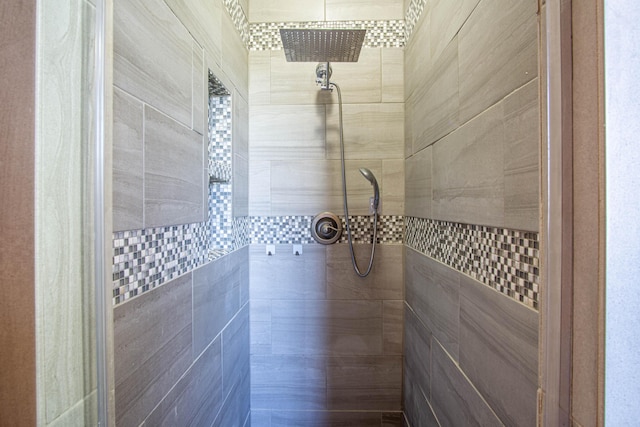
[280, 28, 378, 277]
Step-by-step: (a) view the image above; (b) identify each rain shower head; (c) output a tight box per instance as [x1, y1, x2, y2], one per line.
[279, 29, 366, 62]
[359, 168, 380, 211]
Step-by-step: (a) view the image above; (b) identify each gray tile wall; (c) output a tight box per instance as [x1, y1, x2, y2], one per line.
[403, 0, 541, 425]
[112, 0, 250, 425]
[250, 244, 404, 424]
[114, 247, 250, 427]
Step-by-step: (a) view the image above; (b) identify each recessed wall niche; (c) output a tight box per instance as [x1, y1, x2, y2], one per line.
[208, 71, 233, 258]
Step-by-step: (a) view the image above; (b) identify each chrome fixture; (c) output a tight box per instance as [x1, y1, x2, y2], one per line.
[359, 168, 380, 212]
[315, 62, 332, 90]
[279, 29, 366, 63]
[311, 212, 343, 245]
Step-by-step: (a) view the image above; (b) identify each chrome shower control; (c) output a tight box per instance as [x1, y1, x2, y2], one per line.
[310, 212, 342, 245]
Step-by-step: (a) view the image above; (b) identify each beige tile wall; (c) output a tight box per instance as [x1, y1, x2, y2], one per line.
[249, 46, 405, 217]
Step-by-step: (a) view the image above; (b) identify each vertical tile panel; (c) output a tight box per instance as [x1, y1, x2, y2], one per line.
[382, 48, 405, 103]
[458, 0, 538, 123]
[113, 87, 144, 231]
[221, 11, 248, 99]
[503, 78, 540, 232]
[382, 159, 405, 216]
[459, 275, 538, 426]
[431, 341, 503, 426]
[141, 337, 223, 427]
[405, 146, 432, 218]
[405, 248, 460, 360]
[114, 0, 192, 126]
[403, 304, 432, 401]
[234, 153, 249, 217]
[412, 36, 459, 152]
[114, 275, 193, 426]
[249, 51, 271, 105]
[192, 41, 205, 135]
[248, 160, 271, 216]
[223, 305, 250, 398]
[432, 102, 505, 227]
[192, 254, 241, 355]
[144, 106, 205, 227]
[383, 300, 404, 355]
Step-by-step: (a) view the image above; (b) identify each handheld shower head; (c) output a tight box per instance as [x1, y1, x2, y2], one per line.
[359, 168, 380, 211]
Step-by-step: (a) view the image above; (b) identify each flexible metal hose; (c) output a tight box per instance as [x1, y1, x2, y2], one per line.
[331, 82, 377, 277]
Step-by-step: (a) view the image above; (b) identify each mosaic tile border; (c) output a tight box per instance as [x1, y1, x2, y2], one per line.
[223, 0, 250, 47]
[405, 217, 540, 310]
[249, 20, 405, 51]
[249, 215, 404, 245]
[404, 0, 428, 43]
[112, 217, 250, 305]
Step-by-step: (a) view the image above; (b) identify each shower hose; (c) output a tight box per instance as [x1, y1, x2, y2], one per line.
[332, 82, 378, 277]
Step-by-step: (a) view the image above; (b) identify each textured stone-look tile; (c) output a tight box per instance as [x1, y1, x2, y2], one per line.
[382, 159, 405, 215]
[249, 105, 326, 160]
[113, 87, 143, 231]
[270, 411, 383, 427]
[163, 0, 222, 64]
[141, 338, 223, 427]
[504, 78, 540, 232]
[429, 0, 480, 60]
[251, 355, 327, 410]
[251, 410, 271, 426]
[192, 42, 205, 135]
[250, 244, 326, 300]
[382, 412, 405, 427]
[382, 48, 405, 102]
[192, 253, 241, 355]
[403, 369, 440, 427]
[403, 303, 432, 401]
[326, 0, 404, 20]
[114, 275, 193, 427]
[223, 305, 250, 397]
[383, 301, 404, 355]
[249, 51, 271, 106]
[248, 160, 271, 216]
[326, 103, 404, 160]
[270, 159, 381, 216]
[326, 244, 403, 300]
[234, 93, 249, 159]
[249, 0, 323, 22]
[460, 276, 538, 426]
[327, 356, 402, 410]
[405, 248, 460, 360]
[405, 146, 432, 218]
[114, 0, 192, 126]
[212, 367, 251, 427]
[144, 106, 204, 227]
[412, 36, 459, 151]
[271, 300, 383, 356]
[239, 246, 250, 306]
[221, 12, 248, 98]
[458, 0, 538, 123]
[320, 48, 383, 104]
[404, 3, 432, 102]
[431, 341, 503, 427]
[432, 102, 505, 227]
[234, 153, 249, 217]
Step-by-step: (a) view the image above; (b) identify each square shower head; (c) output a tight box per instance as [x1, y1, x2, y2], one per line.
[279, 29, 366, 62]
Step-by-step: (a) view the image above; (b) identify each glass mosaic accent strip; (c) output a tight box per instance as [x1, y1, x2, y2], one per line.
[208, 92, 234, 252]
[249, 215, 404, 244]
[223, 0, 250, 47]
[112, 217, 250, 305]
[404, 0, 428, 43]
[405, 217, 540, 310]
[249, 20, 406, 51]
